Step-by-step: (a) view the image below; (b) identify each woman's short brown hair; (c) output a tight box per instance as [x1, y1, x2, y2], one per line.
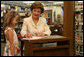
[30, 1, 44, 13]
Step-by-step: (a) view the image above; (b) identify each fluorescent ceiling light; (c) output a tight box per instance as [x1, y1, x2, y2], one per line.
[23, 1, 35, 4]
[53, 2, 63, 4]
[47, 1, 54, 2]
[78, 1, 83, 3]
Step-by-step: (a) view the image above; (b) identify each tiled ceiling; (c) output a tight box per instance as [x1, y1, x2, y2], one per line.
[1, 1, 64, 8]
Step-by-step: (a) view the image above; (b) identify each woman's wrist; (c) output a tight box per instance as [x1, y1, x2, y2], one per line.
[44, 34, 48, 36]
[25, 33, 32, 38]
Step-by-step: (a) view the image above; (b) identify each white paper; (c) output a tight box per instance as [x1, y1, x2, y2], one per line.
[22, 36, 45, 40]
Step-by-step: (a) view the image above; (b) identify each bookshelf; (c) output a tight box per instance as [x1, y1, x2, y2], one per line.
[1, 10, 6, 43]
[15, 11, 26, 35]
[75, 1, 83, 56]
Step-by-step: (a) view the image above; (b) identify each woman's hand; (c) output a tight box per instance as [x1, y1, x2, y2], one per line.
[25, 33, 32, 38]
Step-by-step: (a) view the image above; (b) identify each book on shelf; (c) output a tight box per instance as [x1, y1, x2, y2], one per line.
[18, 24, 22, 29]
[16, 11, 26, 16]
[80, 45, 83, 52]
[1, 19, 3, 23]
[79, 22, 83, 25]
[19, 19, 23, 23]
[75, 33, 83, 41]
[15, 25, 18, 28]
[1, 11, 3, 17]
[19, 13, 25, 16]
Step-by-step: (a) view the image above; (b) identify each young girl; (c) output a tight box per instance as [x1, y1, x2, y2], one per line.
[3, 10, 20, 56]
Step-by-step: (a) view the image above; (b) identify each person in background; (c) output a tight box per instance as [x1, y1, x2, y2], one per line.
[21, 1, 51, 38]
[3, 10, 21, 56]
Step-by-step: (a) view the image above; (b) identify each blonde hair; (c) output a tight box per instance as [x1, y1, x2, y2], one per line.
[3, 10, 20, 30]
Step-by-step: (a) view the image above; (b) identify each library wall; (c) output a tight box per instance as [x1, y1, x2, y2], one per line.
[75, 1, 83, 56]
[1, 1, 83, 56]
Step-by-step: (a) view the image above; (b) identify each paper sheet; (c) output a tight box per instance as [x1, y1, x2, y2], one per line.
[22, 36, 46, 40]
[22, 35, 64, 40]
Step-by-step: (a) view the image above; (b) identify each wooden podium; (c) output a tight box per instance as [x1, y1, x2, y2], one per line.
[23, 35, 73, 56]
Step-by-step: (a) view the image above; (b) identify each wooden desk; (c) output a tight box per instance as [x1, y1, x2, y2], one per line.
[23, 35, 73, 56]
